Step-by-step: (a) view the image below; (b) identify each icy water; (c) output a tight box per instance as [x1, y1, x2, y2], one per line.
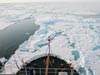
[0, 19, 39, 59]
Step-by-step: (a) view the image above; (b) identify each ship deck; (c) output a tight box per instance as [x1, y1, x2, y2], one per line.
[17, 56, 79, 75]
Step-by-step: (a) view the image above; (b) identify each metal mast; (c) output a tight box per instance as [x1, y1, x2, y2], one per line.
[45, 36, 51, 75]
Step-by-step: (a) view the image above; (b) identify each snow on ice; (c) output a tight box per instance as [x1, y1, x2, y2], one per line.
[0, 3, 100, 75]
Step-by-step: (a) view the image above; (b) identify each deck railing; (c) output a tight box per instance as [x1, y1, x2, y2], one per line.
[17, 67, 79, 75]
[0, 66, 79, 75]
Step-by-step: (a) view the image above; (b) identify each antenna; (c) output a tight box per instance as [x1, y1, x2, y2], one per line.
[48, 36, 51, 55]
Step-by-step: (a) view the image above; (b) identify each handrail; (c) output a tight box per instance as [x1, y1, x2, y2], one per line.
[19, 67, 78, 73]
[0, 66, 79, 75]
[0, 68, 79, 75]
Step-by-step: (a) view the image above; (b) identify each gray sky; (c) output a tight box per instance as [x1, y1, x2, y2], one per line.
[0, 0, 100, 3]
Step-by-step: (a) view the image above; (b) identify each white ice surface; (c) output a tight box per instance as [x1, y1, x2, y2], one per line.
[0, 3, 100, 75]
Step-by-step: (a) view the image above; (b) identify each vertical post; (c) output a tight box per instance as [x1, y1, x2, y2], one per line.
[45, 36, 51, 75]
[25, 66, 27, 75]
[22, 58, 27, 75]
[40, 68, 41, 75]
[55, 68, 56, 75]
[45, 54, 50, 75]
[71, 69, 74, 75]
[33, 69, 36, 75]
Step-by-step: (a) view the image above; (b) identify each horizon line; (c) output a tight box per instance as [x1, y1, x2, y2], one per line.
[0, 1, 100, 3]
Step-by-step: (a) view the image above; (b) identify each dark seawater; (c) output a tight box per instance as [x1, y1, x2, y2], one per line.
[0, 19, 39, 59]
